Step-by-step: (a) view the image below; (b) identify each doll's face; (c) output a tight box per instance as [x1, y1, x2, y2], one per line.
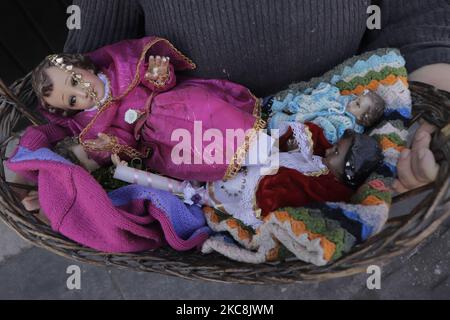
[323, 136, 353, 180]
[346, 94, 375, 124]
[43, 66, 105, 111]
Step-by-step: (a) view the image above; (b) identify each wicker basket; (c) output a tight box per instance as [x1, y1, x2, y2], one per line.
[0, 74, 449, 284]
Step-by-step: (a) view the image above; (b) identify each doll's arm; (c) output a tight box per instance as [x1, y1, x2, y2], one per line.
[141, 55, 177, 92]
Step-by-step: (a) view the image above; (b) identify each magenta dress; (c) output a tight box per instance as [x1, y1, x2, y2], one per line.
[43, 37, 263, 182]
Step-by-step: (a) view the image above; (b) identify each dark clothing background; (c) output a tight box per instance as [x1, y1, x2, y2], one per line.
[63, 0, 450, 96]
[0, 0, 70, 84]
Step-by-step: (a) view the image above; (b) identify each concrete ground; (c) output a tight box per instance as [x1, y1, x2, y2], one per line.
[1, 191, 449, 300]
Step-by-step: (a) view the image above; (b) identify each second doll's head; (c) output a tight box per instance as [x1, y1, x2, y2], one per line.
[31, 54, 104, 113]
[345, 91, 386, 128]
[324, 130, 383, 188]
[54, 137, 100, 172]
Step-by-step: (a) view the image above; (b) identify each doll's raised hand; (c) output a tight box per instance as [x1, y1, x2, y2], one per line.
[145, 55, 170, 83]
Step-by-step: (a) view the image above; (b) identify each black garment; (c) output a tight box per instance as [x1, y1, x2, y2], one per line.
[64, 0, 450, 96]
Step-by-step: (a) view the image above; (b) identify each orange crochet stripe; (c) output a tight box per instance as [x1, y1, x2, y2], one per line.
[274, 211, 336, 261]
[361, 195, 386, 206]
[204, 207, 221, 224]
[226, 219, 252, 241]
[266, 244, 281, 262]
[203, 207, 254, 242]
[341, 76, 408, 96]
[380, 136, 406, 153]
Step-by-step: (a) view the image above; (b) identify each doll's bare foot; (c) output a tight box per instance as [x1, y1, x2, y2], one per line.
[21, 190, 40, 211]
[146, 55, 170, 82]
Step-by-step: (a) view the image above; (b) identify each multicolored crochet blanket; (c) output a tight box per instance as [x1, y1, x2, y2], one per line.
[202, 48, 412, 266]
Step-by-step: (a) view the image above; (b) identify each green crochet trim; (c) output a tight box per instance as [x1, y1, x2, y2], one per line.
[280, 207, 349, 260]
[336, 66, 408, 92]
[275, 48, 401, 101]
[372, 132, 408, 147]
[352, 184, 392, 205]
[366, 173, 393, 183]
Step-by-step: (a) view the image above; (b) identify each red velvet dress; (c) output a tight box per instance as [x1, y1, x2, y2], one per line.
[256, 123, 354, 216]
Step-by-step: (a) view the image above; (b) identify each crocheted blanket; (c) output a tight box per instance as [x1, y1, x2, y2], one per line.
[6, 146, 211, 253]
[202, 48, 412, 266]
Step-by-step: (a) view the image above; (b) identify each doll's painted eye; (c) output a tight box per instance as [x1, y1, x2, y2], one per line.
[69, 96, 77, 107]
[71, 77, 78, 87]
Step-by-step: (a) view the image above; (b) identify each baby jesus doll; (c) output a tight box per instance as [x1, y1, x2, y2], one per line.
[30, 36, 265, 183]
[267, 82, 386, 144]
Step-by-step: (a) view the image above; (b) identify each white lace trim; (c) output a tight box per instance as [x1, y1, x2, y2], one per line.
[277, 121, 329, 176]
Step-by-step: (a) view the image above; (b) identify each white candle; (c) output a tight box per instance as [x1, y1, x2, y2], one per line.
[113, 165, 184, 193]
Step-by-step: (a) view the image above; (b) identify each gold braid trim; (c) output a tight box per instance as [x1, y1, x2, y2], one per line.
[79, 37, 196, 159]
[303, 125, 330, 177]
[250, 92, 262, 118]
[223, 117, 267, 181]
[303, 166, 330, 177]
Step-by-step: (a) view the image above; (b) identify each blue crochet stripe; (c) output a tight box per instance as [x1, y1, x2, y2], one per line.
[327, 204, 374, 240]
[383, 162, 398, 176]
[10, 147, 74, 165]
[385, 106, 412, 120]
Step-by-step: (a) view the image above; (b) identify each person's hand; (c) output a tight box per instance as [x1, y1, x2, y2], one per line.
[145, 55, 170, 82]
[392, 121, 440, 193]
[111, 154, 128, 167]
[83, 133, 113, 151]
[21, 191, 40, 211]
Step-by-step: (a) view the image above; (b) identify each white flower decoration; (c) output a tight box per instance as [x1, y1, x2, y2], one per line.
[182, 182, 196, 206]
[124, 109, 139, 124]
